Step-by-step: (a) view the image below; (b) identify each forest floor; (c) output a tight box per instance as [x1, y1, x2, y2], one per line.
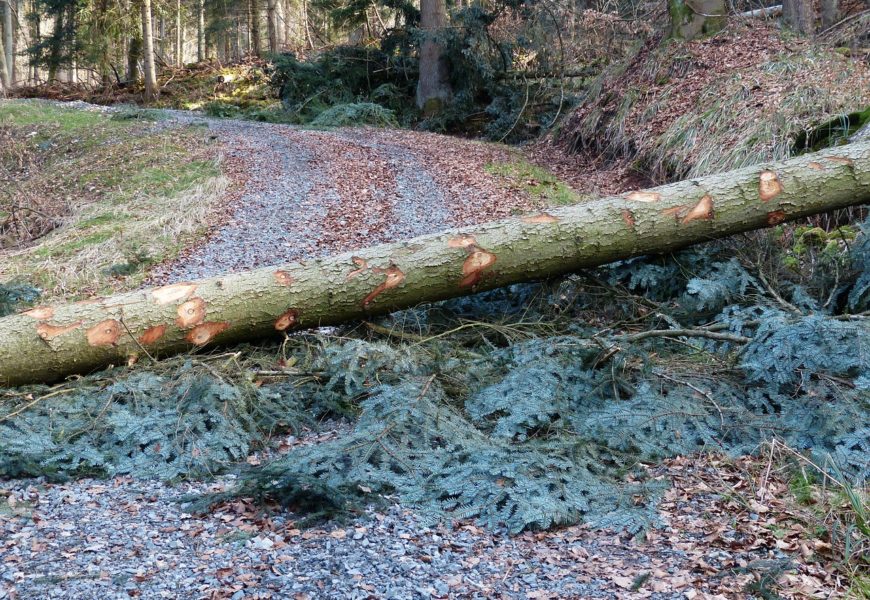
[0, 99, 863, 599]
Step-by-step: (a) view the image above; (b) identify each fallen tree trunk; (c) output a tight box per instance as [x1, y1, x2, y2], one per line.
[738, 4, 783, 18]
[2, 142, 869, 386]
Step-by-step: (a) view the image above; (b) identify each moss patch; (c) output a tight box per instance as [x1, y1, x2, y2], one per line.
[485, 160, 586, 206]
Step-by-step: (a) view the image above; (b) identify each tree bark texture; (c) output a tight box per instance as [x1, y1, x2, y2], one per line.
[1, 142, 869, 386]
[266, 0, 277, 53]
[0, 39, 7, 90]
[669, 0, 726, 39]
[175, 0, 182, 67]
[783, 0, 815, 34]
[197, 0, 204, 61]
[2, 0, 13, 85]
[250, 0, 260, 55]
[820, 0, 838, 30]
[416, 0, 451, 114]
[141, 0, 157, 100]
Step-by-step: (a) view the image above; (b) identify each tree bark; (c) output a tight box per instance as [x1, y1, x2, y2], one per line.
[0, 29, 7, 90]
[127, 34, 142, 81]
[669, 0, 726, 40]
[197, 0, 204, 62]
[783, 0, 815, 34]
[2, 0, 13, 86]
[2, 142, 870, 387]
[175, 0, 182, 67]
[266, 0, 277, 53]
[141, 0, 157, 100]
[302, 0, 313, 49]
[47, 7, 63, 82]
[250, 0, 261, 55]
[416, 0, 451, 115]
[820, 0, 838, 30]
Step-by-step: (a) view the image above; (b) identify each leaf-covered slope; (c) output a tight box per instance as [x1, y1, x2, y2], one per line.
[561, 21, 870, 182]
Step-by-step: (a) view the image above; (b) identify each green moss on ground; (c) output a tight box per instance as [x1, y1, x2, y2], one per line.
[485, 160, 586, 206]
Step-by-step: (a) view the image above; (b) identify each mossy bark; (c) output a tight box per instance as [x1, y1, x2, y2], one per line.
[2, 142, 870, 386]
[669, 0, 726, 40]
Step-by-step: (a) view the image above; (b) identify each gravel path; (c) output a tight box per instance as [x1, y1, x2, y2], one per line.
[1, 456, 819, 600]
[147, 114, 539, 284]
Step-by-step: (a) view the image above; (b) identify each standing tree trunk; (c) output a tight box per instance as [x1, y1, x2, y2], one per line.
[141, 0, 158, 100]
[820, 0, 838, 30]
[2, 142, 869, 387]
[46, 8, 63, 82]
[0, 27, 8, 91]
[127, 33, 141, 81]
[266, 0, 277, 53]
[67, 2, 77, 84]
[302, 0, 313, 49]
[281, 0, 290, 48]
[197, 0, 204, 61]
[2, 0, 13, 86]
[669, 0, 726, 40]
[175, 0, 182, 66]
[96, 0, 112, 86]
[250, 0, 260, 55]
[416, 0, 451, 115]
[783, 0, 815, 34]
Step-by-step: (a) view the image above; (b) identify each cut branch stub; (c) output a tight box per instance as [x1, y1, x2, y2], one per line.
[362, 266, 406, 307]
[176, 297, 207, 328]
[460, 245, 497, 288]
[87, 319, 123, 347]
[24, 307, 54, 320]
[521, 213, 559, 224]
[186, 322, 230, 345]
[766, 210, 787, 225]
[274, 309, 299, 331]
[626, 191, 661, 203]
[138, 324, 167, 345]
[681, 195, 714, 224]
[37, 321, 83, 341]
[347, 257, 369, 279]
[151, 283, 198, 305]
[447, 234, 477, 248]
[759, 171, 783, 202]
[621, 209, 636, 229]
[274, 270, 294, 286]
